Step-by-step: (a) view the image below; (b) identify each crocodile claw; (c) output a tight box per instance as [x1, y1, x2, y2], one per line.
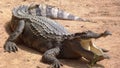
[4, 41, 18, 53]
[48, 61, 63, 68]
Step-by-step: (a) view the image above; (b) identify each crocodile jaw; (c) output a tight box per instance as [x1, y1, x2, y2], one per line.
[80, 39, 104, 56]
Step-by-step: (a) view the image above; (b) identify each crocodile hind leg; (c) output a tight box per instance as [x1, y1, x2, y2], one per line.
[4, 20, 25, 52]
[41, 42, 63, 68]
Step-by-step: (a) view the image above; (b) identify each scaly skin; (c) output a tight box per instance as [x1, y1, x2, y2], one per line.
[28, 4, 91, 22]
[4, 5, 111, 68]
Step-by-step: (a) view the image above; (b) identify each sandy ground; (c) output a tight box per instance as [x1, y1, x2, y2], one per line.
[0, 0, 120, 68]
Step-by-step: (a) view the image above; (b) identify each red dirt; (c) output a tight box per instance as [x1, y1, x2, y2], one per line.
[0, 0, 120, 68]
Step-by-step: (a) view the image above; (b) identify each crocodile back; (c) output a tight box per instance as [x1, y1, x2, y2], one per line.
[12, 5, 71, 40]
[29, 16, 70, 39]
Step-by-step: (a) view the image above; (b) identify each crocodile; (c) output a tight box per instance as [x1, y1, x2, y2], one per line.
[4, 5, 111, 68]
[26, 4, 91, 22]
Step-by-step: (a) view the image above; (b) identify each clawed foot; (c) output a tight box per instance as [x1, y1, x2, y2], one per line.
[48, 61, 63, 68]
[4, 41, 18, 53]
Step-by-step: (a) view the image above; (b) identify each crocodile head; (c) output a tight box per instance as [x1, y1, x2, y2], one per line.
[69, 30, 111, 65]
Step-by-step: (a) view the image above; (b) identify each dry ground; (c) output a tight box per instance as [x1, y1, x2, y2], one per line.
[0, 0, 120, 68]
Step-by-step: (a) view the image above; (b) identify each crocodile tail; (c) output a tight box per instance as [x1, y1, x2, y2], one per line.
[12, 5, 30, 18]
[28, 4, 90, 22]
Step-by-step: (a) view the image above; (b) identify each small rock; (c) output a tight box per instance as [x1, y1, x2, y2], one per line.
[26, 59, 30, 62]
[65, 25, 69, 27]
[81, 25, 84, 28]
[45, 0, 49, 1]
[36, 66, 41, 68]
[23, 0, 27, 1]
[23, 59, 30, 62]
[0, 10, 3, 13]
[114, 23, 117, 26]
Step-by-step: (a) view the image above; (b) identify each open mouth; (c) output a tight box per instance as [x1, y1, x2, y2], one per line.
[80, 39, 104, 56]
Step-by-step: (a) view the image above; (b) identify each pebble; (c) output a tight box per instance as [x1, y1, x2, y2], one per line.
[36, 66, 41, 68]
[81, 25, 84, 28]
[65, 25, 69, 27]
[0, 10, 3, 13]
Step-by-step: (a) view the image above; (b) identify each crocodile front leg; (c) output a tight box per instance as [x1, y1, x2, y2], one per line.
[4, 20, 25, 52]
[42, 46, 63, 68]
